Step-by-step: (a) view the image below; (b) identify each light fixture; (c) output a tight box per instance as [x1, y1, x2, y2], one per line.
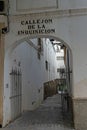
[53, 40, 61, 44]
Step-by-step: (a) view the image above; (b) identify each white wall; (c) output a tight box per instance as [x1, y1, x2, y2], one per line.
[9, 0, 87, 15]
[5, 13, 87, 99]
[44, 39, 57, 81]
[17, 0, 57, 10]
[3, 0, 87, 125]
[3, 37, 59, 126]
[59, 0, 87, 9]
[9, 0, 58, 15]
[69, 16, 87, 98]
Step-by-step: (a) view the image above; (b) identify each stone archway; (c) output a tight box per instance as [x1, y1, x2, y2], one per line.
[3, 35, 73, 127]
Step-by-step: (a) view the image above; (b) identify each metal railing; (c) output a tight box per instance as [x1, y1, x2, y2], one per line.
[10, 68, 22, 121]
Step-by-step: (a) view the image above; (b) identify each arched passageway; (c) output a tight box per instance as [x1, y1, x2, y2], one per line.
[3, 35, 74, 129]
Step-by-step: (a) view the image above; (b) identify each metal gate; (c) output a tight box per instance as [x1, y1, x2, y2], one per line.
[10, 68, 22, 121]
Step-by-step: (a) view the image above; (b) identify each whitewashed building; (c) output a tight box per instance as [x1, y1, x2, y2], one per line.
[0, 0, 87, 130]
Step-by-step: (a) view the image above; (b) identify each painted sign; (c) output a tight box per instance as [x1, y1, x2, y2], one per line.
[17, 19, 55, 35]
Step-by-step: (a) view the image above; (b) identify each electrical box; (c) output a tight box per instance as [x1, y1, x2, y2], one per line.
[0, 0, 8, 15]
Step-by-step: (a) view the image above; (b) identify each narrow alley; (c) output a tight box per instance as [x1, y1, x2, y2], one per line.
[1, 94, 75, 130]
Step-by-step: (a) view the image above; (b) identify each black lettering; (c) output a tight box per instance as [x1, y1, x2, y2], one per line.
[32, 20, 36, 24]
[25, 30, 29, 34]
[44, 19, 52, 24]
[28, 30, 33, 34]
[20, 19, 53, 25]
[37, 25, 41, 29]
[20, 30, 25, 34]
[49, 19, 53, 23]
[41, 19, 44, 23]
[18, 31, 20, 35]
[42, 24, 45, 29]
[18, 28, 55, 35]
[21, 21, 24, 25]
[51, 29, 55, 33]
[28, 20, 32, 24]
[25, 21, 29, 25]
[28, 25, 35, 29]
[34, 30, 39, 34]
[45, 19, 49, 23]
[39, 29, 44, 34]
[46, 29, 50, 33]
[37, 19, 40, 24]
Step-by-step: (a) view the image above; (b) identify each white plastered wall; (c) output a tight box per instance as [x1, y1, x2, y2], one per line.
[3, 4, 87, 126]
[4, 14, 87, 99]
[9, 0, 87, 15]
[11, 16, 87, 98]
[3, 36, 60, 126]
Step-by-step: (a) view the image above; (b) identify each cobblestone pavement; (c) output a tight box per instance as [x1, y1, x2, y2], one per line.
[0, 94, 75, 130]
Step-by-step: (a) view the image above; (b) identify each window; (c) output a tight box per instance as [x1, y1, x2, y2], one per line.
[45, 60, 48, 71]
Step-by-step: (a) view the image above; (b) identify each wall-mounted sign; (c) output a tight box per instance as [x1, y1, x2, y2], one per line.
[17, 18, 55, 35]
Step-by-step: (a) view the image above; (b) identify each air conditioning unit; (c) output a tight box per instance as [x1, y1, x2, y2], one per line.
[0, 0, 8, 15]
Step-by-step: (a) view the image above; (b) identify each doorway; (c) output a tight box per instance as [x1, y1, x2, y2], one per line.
[4, 36, 73, 128]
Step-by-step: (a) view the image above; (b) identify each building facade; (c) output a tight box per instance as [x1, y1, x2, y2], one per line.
[0, 0, 87, 130]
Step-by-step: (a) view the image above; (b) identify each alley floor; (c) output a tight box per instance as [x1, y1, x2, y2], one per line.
[1, 94, 75, 130]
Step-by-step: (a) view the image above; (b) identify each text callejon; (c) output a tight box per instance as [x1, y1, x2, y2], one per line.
[17, 19, 55, 35]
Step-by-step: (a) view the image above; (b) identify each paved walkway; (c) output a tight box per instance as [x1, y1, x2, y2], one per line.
[1, 94, 75, 130]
